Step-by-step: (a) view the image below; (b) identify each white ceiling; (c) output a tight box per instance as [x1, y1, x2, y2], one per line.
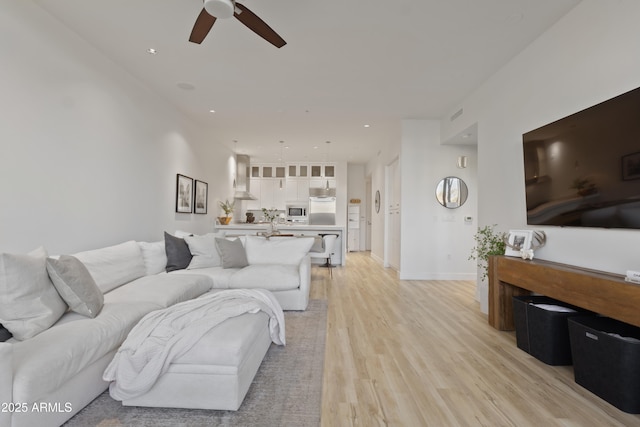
[33, 0, 580, 163]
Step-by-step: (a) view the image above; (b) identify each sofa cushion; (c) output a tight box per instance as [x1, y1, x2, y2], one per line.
[174, 311, 269, 366]
[0, 247, 67, 340]
[164, 232, 193, 272]
[168, 267, 240, 289]
[228, 264, 300, 291]
[215, 238, 249, 269]
[11, 301, 158, 403]
[244, 236, 315, 266]
[138, 241, 167, 275]
[74, 241, 146, 293]
[104, 273, 211, 308]
[46, 255, 104, 318]
[185, 233, 222, 269]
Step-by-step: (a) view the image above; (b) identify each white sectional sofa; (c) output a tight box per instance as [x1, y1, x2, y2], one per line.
[0, 233, 314, 427]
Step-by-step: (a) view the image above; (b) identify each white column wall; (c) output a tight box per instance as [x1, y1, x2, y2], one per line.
[399, 120, 477, 280]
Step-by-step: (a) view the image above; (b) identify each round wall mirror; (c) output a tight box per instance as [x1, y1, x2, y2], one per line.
[374, 190, 380, 213]
[435, 176, 468, 208]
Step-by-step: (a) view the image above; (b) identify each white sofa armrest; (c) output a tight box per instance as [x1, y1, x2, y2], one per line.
[298, 255, 311, 304]
[0, 343, 13, 426]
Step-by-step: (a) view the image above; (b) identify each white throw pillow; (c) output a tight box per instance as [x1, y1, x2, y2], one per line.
[185, 233, 223, 269]
[244, 235, 315, 265]
[138, 241, 167, 275]
[0, 247, 67, 340]
[73, 241, 146, 293]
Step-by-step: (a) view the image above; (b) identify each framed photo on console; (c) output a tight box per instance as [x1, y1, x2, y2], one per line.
[504, 229, 533, 257]
[176, 174, 193, 213]
[194, 180, 208, 214]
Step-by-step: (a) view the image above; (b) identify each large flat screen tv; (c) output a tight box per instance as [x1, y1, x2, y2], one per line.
[523, 86, 640, 229]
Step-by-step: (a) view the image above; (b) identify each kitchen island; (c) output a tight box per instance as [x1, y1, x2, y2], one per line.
[215, 223, 346, 266]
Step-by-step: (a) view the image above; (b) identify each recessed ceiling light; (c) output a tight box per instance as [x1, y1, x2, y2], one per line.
[313, 146, 318, 149]
[209, 109, 216, 113]
[147, 48, 157, 55]
[364, 124, 370, 128]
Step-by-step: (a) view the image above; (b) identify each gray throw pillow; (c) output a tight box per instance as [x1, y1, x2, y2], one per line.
[215, 238, 249, 269]
[46, 255, 104, 318]
[0, 324, 12, 342]
[0, 247, 67, 340]
[164, 232, 193, 272]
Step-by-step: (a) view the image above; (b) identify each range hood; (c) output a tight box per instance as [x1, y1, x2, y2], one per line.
[233, 154, 257, 200]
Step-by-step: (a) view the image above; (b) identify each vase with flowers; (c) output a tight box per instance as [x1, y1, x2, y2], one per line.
[262, 207, 279, 232]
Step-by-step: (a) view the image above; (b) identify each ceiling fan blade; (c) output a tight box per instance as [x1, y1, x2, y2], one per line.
[189, 8, 217, 44]
[234, 3, 286, 48]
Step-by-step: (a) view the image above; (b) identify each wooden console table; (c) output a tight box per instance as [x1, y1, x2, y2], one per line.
[488, 256, 640, 330]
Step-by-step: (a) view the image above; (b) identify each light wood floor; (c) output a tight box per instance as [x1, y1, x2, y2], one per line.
[311, 252, 640, 427]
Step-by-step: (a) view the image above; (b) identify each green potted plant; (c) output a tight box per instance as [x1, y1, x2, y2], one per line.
[218, 199, 235, 225]
[469, 224, 507, 281]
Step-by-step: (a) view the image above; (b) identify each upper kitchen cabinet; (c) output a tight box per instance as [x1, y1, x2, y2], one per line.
[310, 163, 335, 178]
[287, 163, 309, 178]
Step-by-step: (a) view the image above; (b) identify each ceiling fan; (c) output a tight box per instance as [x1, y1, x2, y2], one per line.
[189, 0, 286, 48]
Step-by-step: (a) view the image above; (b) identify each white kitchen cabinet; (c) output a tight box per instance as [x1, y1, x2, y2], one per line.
[309, 178, 336, 189]
[246, 178, 261, 210]
[260, 179, 286, 210]
[286, 178, 310, 202]
[249, 162, 333, 209]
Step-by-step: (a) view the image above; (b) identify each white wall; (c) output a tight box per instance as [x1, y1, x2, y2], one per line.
[399, 120, 477, 280]
[441, 0, 640, 312]
[365, 121, 477, 279]
[366, 140, 400, 264]
[0, 2, 229, 254]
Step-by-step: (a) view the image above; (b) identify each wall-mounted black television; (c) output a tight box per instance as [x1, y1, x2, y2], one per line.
[523, 86, 640, 229]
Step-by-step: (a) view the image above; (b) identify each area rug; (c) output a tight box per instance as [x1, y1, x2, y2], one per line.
[63, 299, 327, 427]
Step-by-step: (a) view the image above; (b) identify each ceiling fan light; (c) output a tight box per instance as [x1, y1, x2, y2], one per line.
[204, 0, 235, 19]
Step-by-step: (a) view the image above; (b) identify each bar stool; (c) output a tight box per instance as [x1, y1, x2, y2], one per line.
[309, 234, 338, 278]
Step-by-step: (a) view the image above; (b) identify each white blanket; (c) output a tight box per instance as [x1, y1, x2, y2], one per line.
[103, 288, 285, 401]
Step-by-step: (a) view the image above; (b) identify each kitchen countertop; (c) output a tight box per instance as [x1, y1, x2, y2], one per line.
[215, 223, 346, 265]
[216, 223, 344, 230]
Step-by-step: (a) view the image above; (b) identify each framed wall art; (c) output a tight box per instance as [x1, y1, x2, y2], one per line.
[504, 229, 533, 257]
[622, 151, 640, 180]
[176, 174, 193, 213]
[194, 180, 208, 214]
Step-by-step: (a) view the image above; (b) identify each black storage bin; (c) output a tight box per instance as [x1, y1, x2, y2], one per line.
[568, 316, 640, 414]
[513, 295, 588, 365]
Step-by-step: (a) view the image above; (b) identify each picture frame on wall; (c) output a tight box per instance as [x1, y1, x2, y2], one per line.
[194, 180, 208, 214]
[504, 229, 533, 257]
[176, 174, 193, 213]
[622, 151, 640, 180]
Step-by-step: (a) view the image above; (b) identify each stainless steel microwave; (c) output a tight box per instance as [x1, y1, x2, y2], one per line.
[287, 206, 307, 218]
